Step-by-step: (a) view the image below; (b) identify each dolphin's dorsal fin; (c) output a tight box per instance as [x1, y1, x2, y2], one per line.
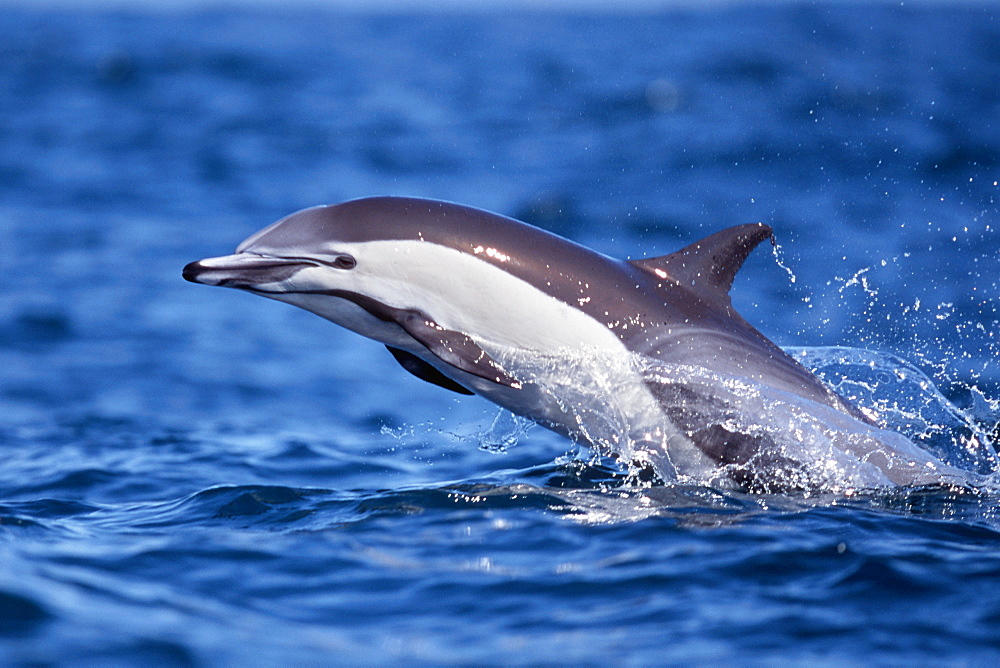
[629, 223, 774, 304]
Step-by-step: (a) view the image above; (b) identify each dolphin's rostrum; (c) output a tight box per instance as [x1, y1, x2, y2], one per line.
[184, 196, 965, 491]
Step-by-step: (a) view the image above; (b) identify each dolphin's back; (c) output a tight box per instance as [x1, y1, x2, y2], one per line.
[236, 196, 868, 422]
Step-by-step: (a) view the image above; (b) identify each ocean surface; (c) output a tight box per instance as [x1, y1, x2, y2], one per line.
[3, 2, 1000, 664]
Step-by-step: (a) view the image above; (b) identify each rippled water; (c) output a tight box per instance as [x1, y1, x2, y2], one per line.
[3, 3, 1000, 664]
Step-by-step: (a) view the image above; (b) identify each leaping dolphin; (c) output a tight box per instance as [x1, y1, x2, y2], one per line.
[183, 196, 966, 491]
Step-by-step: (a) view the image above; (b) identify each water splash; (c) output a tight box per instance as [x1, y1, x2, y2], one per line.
[380, 410, 536, 455]
[769, 237, 798, 286]
[790, 346, 1000, 475]
[495, 343, 998, 494]
[478, 410, 535, 454]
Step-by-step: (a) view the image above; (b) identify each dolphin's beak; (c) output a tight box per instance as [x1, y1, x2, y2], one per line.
[183, 253, 313, 289]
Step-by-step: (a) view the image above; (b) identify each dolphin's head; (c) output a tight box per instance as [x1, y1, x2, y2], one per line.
[184, 201, 404, 344]
[183, 204, 360, 293]
[182, 197, 543, 348]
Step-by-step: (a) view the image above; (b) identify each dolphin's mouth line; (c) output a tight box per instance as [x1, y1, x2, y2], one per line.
[184, 253, 361, 288]
[182, 255, 317, 286]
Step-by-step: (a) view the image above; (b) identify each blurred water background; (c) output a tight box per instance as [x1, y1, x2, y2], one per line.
[2, 1, 1000, 664]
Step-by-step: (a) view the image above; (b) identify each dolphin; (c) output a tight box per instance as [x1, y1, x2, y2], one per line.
[183, 196, 966, 491]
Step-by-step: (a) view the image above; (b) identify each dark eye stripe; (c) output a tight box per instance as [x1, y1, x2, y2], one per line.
[278, 254, 357, 270]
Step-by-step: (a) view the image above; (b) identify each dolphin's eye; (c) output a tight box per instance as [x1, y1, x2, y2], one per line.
[333, 255, 357, 270]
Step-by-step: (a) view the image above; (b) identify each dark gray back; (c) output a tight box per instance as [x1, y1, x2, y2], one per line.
[244, 197, 854, 414]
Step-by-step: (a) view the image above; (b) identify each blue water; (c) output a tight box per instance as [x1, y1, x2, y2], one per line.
[3, 3, 1000, 664]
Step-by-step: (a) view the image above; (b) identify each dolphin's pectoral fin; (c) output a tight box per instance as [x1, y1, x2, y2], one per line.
[385, 346, 474, 395]
[629, 223, 774, 306]
[395, 315, 522, 390]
